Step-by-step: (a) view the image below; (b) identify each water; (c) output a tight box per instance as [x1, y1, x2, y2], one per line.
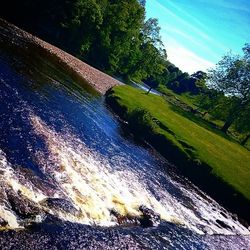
[0, 47, 249, 249]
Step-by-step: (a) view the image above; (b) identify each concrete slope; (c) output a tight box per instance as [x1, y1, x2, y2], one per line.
[0, 18, 122, 94]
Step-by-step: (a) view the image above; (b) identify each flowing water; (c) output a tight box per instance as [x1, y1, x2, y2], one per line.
[0, 46, 249, 249]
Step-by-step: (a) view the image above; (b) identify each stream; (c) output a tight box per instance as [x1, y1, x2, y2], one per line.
[0, 46, 249, 249]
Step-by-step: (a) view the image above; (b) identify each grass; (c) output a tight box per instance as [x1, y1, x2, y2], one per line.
[106, 85, 250, 201]
[157, 85, 199, 109]
[158, 85, 250, 147]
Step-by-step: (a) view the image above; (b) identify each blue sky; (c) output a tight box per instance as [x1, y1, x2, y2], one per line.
[146, 0, 250, 73]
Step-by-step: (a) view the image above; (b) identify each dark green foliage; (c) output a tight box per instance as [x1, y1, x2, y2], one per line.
[0, 0, 168, 82]
[233, 101, 250, 144]
[144, 77, 160, 94]
[88, 0, 145, 74]
[126, 17, 166, 81]
[166, 68, 207, 94]
[128, 108, 159, 135]
[62, 0, 104, 55]
[208, 44, 250, 133]
[106, 85, 250, 216]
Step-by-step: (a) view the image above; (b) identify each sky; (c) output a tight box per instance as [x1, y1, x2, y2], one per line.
[146, 0, 250, 74]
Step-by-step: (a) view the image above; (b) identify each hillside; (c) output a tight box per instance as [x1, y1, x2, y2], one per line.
[106, 85, 250, 221]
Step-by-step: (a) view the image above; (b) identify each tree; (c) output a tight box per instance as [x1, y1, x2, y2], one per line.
[234, 101, 250, 145]
[191, 71, 207, 89]
[126, 17, 166, 81]
[144, 76, 159, 94]
[88, 0, 145, 74]
[208, 44, 250, 132]
[142, 18, 162, 49]
[63, 0, 104, 55]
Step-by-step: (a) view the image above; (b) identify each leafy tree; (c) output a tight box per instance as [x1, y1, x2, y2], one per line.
[126, 17, 166, 81]
[62, 0, 104, 55]
[88, 0, 145, 74]
[234, 103, 250, 145]
[144, 76, 159, 94]
[1, 0, 168, 86]
[142, 18, 163, 51]
[208, 44, 250, 132]
[166, 70, 207, 94]
[191, 71, 207, 89]
[191, 70, 207, 79]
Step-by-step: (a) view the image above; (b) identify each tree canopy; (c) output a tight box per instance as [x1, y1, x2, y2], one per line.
[0, 0, 169, 84]
[208, 44, 250, 101]
[208, 44, 250, 133]
[1, 0, 249, 141]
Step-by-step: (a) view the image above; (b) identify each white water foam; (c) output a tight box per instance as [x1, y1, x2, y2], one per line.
[29, 114, 250, 235]
[0, 149, 46, 229]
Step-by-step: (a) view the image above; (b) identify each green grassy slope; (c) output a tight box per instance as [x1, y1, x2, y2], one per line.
[106, 85, 250, 201]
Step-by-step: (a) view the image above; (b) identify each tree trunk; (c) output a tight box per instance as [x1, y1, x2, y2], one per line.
[146, 87, 152, 95]
[202, 111, 208, 117]
[221, 99, 249, 133]
[241, 134, 250, 146]
[221, 116, 235, 133]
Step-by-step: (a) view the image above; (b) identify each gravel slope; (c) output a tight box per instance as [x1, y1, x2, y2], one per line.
[0, 18, 122, 94]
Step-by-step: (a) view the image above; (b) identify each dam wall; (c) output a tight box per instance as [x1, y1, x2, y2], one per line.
[0, 18, 122, 94]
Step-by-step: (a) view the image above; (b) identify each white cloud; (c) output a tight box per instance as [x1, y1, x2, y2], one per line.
[161, 25, 220, 61]
[197, 0, 250, 13]
[163, 0, 208, 30]
[165, 39, 215, 74]
[153, 0, 210, 41]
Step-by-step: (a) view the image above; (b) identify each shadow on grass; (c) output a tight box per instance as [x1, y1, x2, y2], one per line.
[105, 92, 250, 225]
[167, 100, 240, 144]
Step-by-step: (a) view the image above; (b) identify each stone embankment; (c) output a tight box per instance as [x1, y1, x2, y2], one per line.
[0, 18, 122, 94]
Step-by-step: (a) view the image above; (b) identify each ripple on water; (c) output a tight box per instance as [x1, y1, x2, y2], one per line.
[0, 49, 249, 249]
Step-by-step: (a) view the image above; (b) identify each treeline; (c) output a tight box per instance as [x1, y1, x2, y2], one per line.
[162, 67, 207, 94]
[0, 0, 204, 91]
[1, 1, 248, 142]
[164, 44, 250, 143]
[201, 44, 250, 139]
[0, 0, 164, 81]
[0, 0, 207, 92]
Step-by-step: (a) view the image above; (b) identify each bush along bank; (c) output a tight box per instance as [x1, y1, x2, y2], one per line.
[105, 86, 250, 225]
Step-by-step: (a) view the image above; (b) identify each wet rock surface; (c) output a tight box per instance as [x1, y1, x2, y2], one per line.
[40, 198, 81, 217]
[15, 167, 58, 197]
[110, 206, 161, 228]
[0, 220, 250, 250]
[139, 205, 161, 227]
[216, 219, 232, 230]
[110, 209, 140, 227]
[6, 189, 41, 219]
[0, 217, 8, 227]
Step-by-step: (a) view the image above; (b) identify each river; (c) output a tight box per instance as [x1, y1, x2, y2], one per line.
[0, 46, 249, 249]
